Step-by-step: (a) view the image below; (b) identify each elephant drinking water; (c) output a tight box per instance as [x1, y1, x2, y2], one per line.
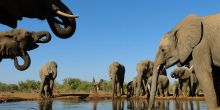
[149, 14, 220, 110]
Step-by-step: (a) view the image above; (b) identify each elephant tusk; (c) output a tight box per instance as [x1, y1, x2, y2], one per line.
[56, 10, 79, 18]
[189, 65, 194, 73]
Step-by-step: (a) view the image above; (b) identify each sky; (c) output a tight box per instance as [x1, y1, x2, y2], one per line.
[0, 0, 220, 84]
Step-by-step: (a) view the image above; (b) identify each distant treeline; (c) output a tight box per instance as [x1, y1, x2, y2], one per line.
[0, 78, 115, 93]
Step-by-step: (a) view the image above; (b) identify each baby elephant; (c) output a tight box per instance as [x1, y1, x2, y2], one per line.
[170, 67, 200, 97]
[147, 74, 169, 97]
[39, 61, 57, 98]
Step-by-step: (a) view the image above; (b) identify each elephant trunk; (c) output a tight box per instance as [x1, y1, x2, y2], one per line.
[112, 73, 116, 99]
[148, 64, 161, 110]
[33, 31, 51, 43]
[136, 74, 142, 97]
[14, 51, 31, 71]
[53, 69, 57, 80]
[48, 1, 76, 39]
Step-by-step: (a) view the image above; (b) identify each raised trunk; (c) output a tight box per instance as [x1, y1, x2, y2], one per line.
[14, 51, 30, 71]
[47, 1, 76, 39]
[34, 31, 51, 43]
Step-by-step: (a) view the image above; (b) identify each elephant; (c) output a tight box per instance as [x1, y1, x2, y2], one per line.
[170, 68, 190, 97]
[149, 13, 220, 110]
[170, 67, 200, 97]
[39, 61, 57, 97]
[135, 60, 154, 97]
[126, 81, 134, 98]
[0, 0, 78, 39]
[0, 28, 51, 71]
[147, 72, 169, 97]
[172, 81, 179, 98]
[109, 61, 125, 98]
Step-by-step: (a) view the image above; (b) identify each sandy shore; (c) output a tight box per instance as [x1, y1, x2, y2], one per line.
[0, 92, 205, 103]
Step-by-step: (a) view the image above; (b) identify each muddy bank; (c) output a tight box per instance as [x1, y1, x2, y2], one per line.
[0, 92, 205, 103]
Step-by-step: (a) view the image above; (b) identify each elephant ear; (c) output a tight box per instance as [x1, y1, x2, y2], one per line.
[175, 14, 203, 63]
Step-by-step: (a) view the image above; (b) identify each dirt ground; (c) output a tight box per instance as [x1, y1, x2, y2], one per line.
[0, 92, 205, 103]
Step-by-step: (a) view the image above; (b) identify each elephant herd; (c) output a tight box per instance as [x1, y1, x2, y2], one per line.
[1, 1, 220, 110]
[109, 60, 202, 99]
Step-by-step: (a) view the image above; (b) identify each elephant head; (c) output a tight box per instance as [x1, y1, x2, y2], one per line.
[0, 29, 51, 71]
[0, 0, 78, 39]
[170, 68, 190, 79]
[136, 60, 154, 97]
[47, 0, 78, 39]
[47, 61, 58, 80]
[148, 14, 203, 109]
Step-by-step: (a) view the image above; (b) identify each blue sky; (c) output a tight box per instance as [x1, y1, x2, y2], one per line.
[0, 0, 220, 84]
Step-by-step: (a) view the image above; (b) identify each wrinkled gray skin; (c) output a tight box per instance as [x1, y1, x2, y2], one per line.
[0, 28, 51, 71]
[0, 0, 78, 38]
[109, 62, 125, 98]
[39, 61, 57, 97]
[172, 81, 179, 98]
[136, 60, 154, 97]
[149, 14, 220, 110]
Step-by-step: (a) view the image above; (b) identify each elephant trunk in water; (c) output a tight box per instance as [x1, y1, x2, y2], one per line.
[136, 74, 142, 97]
[148, 52, 166, 110]
[14, 51, 30, 71]
[48, 0, 77, 39]
[112, 73, 116, 99]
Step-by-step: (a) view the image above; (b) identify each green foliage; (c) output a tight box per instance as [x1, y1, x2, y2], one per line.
[0, 82, 8, 91]
[18, 80, 40, 92]
[63, 78, 81, 89]
[0, 78, 117, 93]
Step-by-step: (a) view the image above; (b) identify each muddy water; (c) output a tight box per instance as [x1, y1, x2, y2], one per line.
[0, 99, 207, 110]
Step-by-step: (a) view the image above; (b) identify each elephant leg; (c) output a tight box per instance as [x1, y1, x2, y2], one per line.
[164, 88, 168, 97]
[44, 85, 49, 97]
[49, 79, 54, 97]
[40, 77, 46, 97]
[117, 82, 121, 96]
[182, 85, 188, 97]
[193, 48, 219, 109]
[120, 82, 124, 95]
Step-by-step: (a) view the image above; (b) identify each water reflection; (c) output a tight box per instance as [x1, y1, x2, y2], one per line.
[173, 100, 200, 110]
[25, 99, 206, 110]
[112, 98, 125, 110]
[38, 100, 53, 110]
[109, 99, 202, 110]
